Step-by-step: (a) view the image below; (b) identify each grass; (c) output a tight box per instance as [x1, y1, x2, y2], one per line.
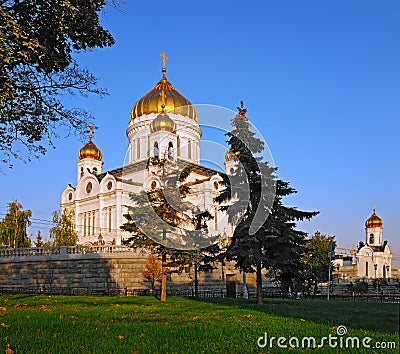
[200, 297, 399, 333]
[0, 295, 398, 353]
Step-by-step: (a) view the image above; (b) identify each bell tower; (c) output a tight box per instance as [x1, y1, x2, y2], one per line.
[77, 123, 103, 183]
[365, 202, 383, 246]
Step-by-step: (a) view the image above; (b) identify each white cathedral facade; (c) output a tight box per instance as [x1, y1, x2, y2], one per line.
[60, 55, 234, 247]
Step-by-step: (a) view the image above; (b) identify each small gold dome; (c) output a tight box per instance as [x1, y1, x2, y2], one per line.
[78, 141, 102, 161]
[150, 111, 177, 134]
[130, 54, 197, 122]
[365, 210, 383, 228]
[78, 124, 102, 161]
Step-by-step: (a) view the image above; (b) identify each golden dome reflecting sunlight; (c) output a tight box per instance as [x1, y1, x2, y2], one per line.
[150, 111, 177, 133]
[130, 77, 198, 122]
[365, 211, 383, 228]
[78, 140, 102, 161]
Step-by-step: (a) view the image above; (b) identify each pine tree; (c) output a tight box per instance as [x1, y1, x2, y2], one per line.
[216, 103, 318, 304]
[122, 158, 221, 300]
[262, 179, 318, 297]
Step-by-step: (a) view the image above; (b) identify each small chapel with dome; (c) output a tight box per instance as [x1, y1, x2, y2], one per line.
[356, 205, 392, 278]
[334, 204, 395, 281]
[60, 53, 233, 247]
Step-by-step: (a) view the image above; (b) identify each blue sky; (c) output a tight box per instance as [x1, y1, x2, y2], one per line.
[1, 1, 399, 264]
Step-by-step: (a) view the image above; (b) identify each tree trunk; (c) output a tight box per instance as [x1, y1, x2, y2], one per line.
[194, 263, 199, 298]
[160, 253, 167, 302]
[256, 261, 263, 305]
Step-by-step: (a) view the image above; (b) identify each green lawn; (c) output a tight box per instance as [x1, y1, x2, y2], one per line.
[201, 297, 399, 333]
[0, 295, 398, 353]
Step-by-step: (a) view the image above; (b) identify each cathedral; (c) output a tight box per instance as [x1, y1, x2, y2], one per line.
[60, 53, 233, 247]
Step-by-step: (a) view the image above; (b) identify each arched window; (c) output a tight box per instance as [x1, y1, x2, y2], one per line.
[92, 167, 98, 175]
[154, 142, 159, 158]
[188, 139, 192, 159]
[168, 142, 173, 160]
[177, 137, 180, 157]
[369, 233, 374, 244]
[366, 261, 369, 277]
[81, 167, 84, 177]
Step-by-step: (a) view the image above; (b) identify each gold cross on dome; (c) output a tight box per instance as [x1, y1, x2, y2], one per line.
[160, 51, 168, 76]
[373, 201, 377, 213]
[88, 123, 94, 141]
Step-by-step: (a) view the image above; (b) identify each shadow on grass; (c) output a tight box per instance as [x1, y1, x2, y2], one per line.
[192, 297, 400, 334]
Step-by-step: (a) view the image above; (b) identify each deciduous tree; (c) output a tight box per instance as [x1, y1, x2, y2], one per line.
[141, 254, 162, 291]
[302, 231, 335, 296]
[0, 0, 115, 163]
[49, 209, 78, 246]
[0, 200, 32, 247]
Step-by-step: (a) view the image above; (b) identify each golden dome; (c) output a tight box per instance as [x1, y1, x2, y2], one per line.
[78, 124, 102, 161]
[130, 53, 198, 122]
[150, 110, 177, 134]
[365, 207, 383, 228]
[78, 141, 102, 161]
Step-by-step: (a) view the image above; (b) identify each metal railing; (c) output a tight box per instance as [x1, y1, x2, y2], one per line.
[0, 245, 136, 260]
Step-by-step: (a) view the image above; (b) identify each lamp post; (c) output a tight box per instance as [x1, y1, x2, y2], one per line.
[327, 241, 336, 301]
[242, 271, 248, 299]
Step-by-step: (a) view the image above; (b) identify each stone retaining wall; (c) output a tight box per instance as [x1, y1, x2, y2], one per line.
[0, 252, 251, 295]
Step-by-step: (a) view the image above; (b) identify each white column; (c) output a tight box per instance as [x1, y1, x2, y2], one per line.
[116, 190, 122, 245]
[98, 195, 104, 235]
[140, 137, 146, 160]
[75, 201, 80, 240]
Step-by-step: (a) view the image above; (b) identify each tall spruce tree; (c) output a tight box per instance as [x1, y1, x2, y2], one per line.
[216, 103, 318, 304]
[261, 179, 318, 296]
[121, 157, 221, 300]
